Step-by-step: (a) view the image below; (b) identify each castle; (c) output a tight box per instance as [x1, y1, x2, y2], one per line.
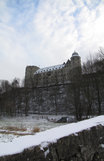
[1, 51, 104, 117]
[25, 51, 81, 88]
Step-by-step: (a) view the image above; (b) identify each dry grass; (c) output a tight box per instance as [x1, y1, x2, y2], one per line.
[0, 131, 33, 136]
[0, 126, 40, 136]
[32, 127, 40, 133]
[3, 126, 27, 132]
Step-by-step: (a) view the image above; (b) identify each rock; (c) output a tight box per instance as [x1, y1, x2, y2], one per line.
[0, 125, 104, 161]
[56, 117, 68, 123]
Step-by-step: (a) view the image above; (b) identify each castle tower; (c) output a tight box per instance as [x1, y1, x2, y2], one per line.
[25, 66, 39, 87]
[71, 51, 81, 69]
[70, 51, 81, 80]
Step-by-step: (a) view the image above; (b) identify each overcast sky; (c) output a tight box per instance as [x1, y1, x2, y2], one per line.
[0, 0, 104, 80]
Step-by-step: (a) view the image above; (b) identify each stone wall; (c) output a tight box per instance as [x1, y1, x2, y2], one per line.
[0, 84, 74, 115]
[1, 72, 104, 117]
[0, 125, 104, 161]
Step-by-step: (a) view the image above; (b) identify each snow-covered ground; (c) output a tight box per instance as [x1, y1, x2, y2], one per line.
[0, 115, 104, 157]
[0, 115, 69, 143]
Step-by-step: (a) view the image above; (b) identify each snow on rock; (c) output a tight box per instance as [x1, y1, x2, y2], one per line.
[44, 149, 49, 158]
[0, 115, 104, 157]
[101, 144, 104, 148]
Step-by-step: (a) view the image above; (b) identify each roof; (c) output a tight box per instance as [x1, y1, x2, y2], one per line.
[72, 51, 79, 57]
[34, 64, 65, 74]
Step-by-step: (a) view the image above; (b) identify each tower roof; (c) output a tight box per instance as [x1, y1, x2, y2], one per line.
[72, 51, 79, 57]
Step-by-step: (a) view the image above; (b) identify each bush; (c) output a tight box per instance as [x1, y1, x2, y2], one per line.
[32, 127, 40, 133]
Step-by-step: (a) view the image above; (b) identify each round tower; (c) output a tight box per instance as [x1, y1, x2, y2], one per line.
[70, 51, 81, 80]
[71, 51, 81, 69]
[25, 66, 39, 87]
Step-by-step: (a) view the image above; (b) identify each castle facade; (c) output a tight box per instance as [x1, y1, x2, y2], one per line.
[25, 52, 81, 88]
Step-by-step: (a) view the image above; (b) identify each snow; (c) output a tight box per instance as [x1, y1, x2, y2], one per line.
[44, 149, 49, 158]
[101, 144, 104, 148]
[0, 115, 104, 157]
[0, 114, 68, 143]
[34, 64, 65, 74]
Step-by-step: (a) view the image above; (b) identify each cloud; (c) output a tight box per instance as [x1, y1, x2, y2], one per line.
[0, 24, 29, 80]
[0, 0, 37, 80]
[34, 0, 104, 63]
[76, 1, 104, 60]
[0, 0, 104, 80]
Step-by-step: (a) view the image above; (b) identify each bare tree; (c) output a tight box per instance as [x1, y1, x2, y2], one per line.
[98, 47, 104, 61]
[0, 80, 11, 93]
[82, 50, 104, 116]
[11, 78, 20, 88]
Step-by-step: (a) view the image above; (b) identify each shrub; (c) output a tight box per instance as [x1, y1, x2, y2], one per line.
[32, 127, 40, 133]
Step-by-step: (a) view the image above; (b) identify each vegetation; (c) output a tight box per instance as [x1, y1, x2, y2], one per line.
[0, 126, 40, 136]
[32, 127, 40, 133]
[2, 126, 27, 132]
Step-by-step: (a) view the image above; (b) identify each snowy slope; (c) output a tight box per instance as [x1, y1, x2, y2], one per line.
[0, 116, 104, 157]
